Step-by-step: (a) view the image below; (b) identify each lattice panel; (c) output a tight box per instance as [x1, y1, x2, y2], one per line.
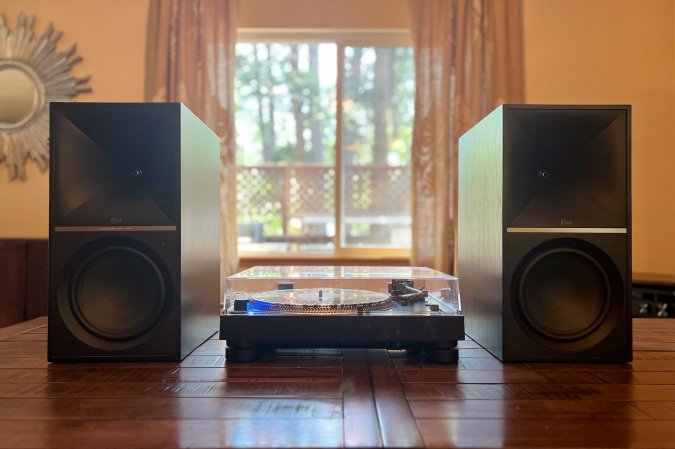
[237, 165, 410, 240]
[236, 167, 284, 221]
[345, 166, 410, 216]
[289, 167, 335, 216]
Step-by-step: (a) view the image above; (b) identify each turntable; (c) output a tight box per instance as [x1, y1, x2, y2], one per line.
[219, 266, 464, 363]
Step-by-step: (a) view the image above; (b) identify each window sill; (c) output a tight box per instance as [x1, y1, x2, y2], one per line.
[237, 250, 410, 271]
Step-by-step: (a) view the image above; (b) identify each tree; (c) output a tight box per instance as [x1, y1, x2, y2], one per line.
[308, 44, 324, 163]
[262, 44, 278, 162]
[252, 44, 274, 162]
[343, 47, 363, 166]
[289, 45, 306, 162]
[372, 48, 394, 166]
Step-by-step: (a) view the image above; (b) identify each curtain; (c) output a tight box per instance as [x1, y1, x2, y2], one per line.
[408, 0, 524, 273]
[145, 0, 239, 295]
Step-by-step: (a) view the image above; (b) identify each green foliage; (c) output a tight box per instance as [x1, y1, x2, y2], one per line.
[234, 41, 414, 246]
[235, 43, 337, 165]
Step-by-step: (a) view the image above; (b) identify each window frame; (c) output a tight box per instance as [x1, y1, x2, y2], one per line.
[236, 28, 413, 261]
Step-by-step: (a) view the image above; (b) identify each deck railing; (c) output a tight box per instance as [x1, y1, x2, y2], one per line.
[237, 164, 411, 243]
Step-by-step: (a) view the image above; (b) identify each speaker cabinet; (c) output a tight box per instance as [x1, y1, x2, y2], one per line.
[49, 103, 220, 361]
[458, 105, 631, 362]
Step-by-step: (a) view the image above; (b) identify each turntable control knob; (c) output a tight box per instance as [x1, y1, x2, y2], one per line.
[429, 304, 440, 312]
[233, 298, 249, 312]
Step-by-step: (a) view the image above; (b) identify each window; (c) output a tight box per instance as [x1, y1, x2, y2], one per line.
[235, 31, 414, 257]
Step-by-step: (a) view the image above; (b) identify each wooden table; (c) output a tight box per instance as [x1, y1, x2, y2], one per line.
[1, 318, 675, 448]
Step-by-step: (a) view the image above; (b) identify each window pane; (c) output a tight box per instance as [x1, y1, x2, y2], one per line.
[235, 43, 337, 252]
[341, 47, 414, 248]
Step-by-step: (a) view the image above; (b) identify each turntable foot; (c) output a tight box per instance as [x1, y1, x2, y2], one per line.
[405, 344, 423, 355]
[225, 341, 258, 363]
[424, 341, 459, 363]
[226, 346, 257, 362]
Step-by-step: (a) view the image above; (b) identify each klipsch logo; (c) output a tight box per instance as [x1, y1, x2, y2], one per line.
[560, 218, 573, 227]
[110, 217, 123, 225]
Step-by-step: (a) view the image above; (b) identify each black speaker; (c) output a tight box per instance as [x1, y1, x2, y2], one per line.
[458, 105, 631, 362]
[48, 103, 220, 361]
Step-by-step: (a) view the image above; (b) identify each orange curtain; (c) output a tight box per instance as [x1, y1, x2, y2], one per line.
[145, 0, 240, 294]
[408, 0, 524, 273]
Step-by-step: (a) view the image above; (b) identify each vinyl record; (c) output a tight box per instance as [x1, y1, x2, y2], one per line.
[248, 288, 396, 314]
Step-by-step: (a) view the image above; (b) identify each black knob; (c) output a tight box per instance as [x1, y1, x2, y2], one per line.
[277, 282, 294, 290]
[233, 298, 249, 312]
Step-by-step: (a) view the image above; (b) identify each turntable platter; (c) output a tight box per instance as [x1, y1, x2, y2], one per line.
[248, 288, 396, 313]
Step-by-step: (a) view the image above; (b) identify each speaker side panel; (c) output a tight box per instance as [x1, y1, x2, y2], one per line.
[458, 106, 505, 359]
[178, 106, 220, 358]
[502, 232, 631, 362]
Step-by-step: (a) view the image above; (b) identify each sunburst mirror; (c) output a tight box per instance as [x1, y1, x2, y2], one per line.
[0, 12, 91, 181]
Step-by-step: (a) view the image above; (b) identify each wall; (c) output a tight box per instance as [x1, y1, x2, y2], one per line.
[239, 0, 410, 29]
[523, 0, 675, 276]
[0, 0, 149, 238]
[0, 0, 673, 275]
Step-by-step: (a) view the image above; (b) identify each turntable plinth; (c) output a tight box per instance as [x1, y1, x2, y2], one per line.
[220, 266, 464, 363]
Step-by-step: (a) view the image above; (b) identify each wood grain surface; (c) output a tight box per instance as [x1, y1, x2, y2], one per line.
[0, 241, 48, 328]
[0, 317, 673, 448]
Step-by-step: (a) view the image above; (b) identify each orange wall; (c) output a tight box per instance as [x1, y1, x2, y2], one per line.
[0, 0, 149, 238]
[523, 0, 675, 276]
[239, 0, 410, 28]
[0, 0, 673, 276]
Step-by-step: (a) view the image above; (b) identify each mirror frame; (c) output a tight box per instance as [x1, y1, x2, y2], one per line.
[0, 13, 91, 181]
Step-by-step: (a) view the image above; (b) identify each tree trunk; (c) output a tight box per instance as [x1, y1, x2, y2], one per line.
[343, 48, 363, 166]
[263, 44, 277, 162]
[308, 45, 324, 163]
[289, 45, 306, 162]
[370, 48, 395, 244]
[252, 45, 272, 162]
[373, 48, 394, 166]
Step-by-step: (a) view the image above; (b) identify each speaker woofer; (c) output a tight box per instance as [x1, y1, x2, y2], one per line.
[57, 238, 170, 351]
[511, 238, 620, 352]
[518, 247, 610, 341]
[70, 246, 167, 341]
